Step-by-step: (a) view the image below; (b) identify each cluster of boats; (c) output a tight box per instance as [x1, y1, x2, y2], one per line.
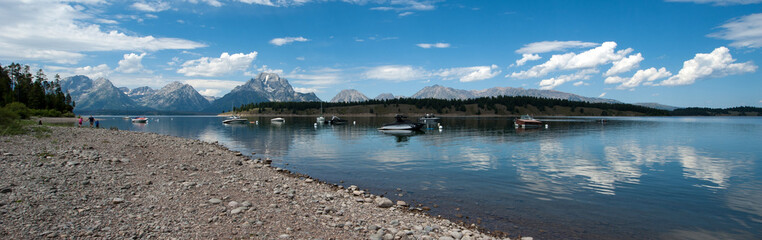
[222, 113, 547, 130]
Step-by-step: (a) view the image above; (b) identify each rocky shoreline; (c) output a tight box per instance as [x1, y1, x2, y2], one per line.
[0, 126, 525, 239]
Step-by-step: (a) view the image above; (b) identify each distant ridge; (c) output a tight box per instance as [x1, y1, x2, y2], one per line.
[634, 102, 679, 111]
[411, 84, 620, 104]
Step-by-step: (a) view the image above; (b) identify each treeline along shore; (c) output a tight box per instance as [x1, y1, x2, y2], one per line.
[229, 97, 762, 117]
[0, 125, 523, 239]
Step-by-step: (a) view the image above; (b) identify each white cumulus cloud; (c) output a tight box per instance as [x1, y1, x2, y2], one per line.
[514, 53, 541, 66]
[0, 0, 205, 64]
[510, 41, 631, 79]
[659, 46, 756, 86]
[116, 53, 149, 73]
[709, 13, 762, 49]
[538, 69, 598, 90]
[516, 40, 598, 54]
[605, 53, 644, 76]
[269, 36, 309, 46]
[417, 43, 450, 48]
[177, 52, 258, 77]
[605, 67, 672, 89]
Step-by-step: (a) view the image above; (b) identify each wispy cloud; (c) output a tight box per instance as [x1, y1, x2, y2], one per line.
[0, 0, 205, 64]
[269, 36, 309, 46]
[417, 43, 450, 49]
[516, 40, 598, 54]
[665, 0, 762, 6]
[364, 64, 501, 82]
[131, 1, 171, 12]
[709, 13, 762, 49]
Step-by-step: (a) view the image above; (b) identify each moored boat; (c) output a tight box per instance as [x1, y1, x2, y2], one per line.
[514, 114, 543, 128]
[329, 116, 347, 125]
[419, 113, 441, 123]
[131, 117, 148, 123]
[379, 115, 424, 131]
[271, 117, 285, 123]
[223, 115, 248, 124]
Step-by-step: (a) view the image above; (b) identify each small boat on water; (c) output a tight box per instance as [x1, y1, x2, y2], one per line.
[419, 113, 441, 123]
[316, 116, 325, 124]
[514, 114, 543, 128]
[223, 115, 248, 124]
[271, 117, 285, 123]
[131, 117, 148, 123]
[329, 116, 348, 125]
[379, 115, 424, 131]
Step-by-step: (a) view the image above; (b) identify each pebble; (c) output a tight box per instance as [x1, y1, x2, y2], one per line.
[209, 198, 222, 204]
[375, 197, 393, 208]
[228, 201, 239, 207]
[111, 198, 124, 204]
[231, 207, 246, 214]
[278, 234, 290, 238]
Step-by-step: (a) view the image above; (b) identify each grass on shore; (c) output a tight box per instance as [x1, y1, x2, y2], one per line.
[1, 119, 57, 137]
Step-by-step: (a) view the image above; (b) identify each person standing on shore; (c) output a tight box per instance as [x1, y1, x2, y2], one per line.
[78, 117, 82, 127]
[88, 116, 94, 128]
[95, 120, 100, 128]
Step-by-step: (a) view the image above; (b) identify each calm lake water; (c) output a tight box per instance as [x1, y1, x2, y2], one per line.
[96, 115, 762, 239]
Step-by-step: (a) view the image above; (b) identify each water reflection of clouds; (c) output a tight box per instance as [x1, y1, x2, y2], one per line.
[677, 146, 733, 189]
[458, 146, 496, 171]
[515, 138, 745, 196]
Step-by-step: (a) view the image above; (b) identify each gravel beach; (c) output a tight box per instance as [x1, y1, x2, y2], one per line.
[0, 126, 522, 240]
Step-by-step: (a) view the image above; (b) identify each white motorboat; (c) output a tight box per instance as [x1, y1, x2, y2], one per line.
[223, 115, 248, 124]
[378, 115, 424, 131]
[271, 117, 285, 123]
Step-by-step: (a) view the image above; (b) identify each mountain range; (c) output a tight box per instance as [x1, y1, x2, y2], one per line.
[61, 72, 672, 114]
[410, 85, 620, 104]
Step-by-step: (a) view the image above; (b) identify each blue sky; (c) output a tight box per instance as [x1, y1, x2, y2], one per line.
[1, 0, 761, 107]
